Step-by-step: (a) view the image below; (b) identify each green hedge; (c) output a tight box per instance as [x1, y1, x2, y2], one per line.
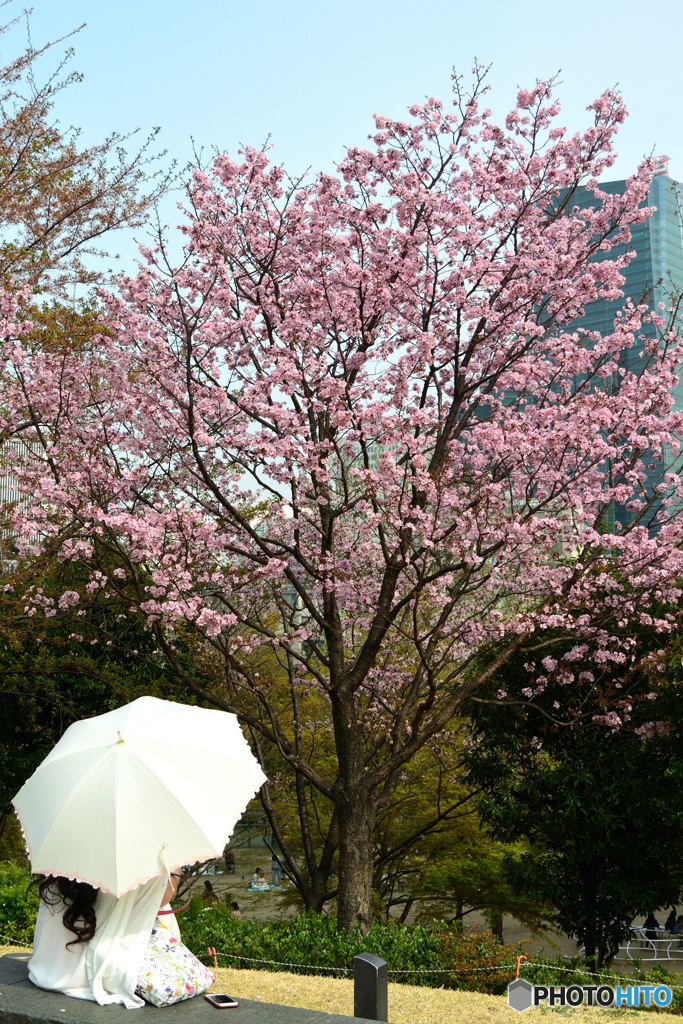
[0, 871, 519, 991]
[0, 862, 39, 945]
[181, 900, 529, 992]
[181, 899, 449, 986]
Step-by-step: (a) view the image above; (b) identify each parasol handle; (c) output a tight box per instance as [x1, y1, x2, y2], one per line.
[158, 897, 192, 915]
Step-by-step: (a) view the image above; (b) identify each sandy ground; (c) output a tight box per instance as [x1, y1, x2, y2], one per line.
[194, 845, 298, 923]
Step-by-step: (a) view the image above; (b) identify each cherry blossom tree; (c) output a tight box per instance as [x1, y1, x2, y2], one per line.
[3, 71, 683, 931]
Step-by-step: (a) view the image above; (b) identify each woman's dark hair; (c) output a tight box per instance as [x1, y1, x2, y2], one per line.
[37, 876, 98, 947]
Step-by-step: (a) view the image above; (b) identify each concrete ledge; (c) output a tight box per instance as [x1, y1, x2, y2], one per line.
[0, 956, 379, 1024]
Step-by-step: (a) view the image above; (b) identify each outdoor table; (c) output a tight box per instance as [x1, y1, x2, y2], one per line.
[0, 955, 379, 1024]
[614, 926, 683, 961]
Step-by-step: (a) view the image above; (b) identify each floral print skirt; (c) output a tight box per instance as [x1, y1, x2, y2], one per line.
[136, 918, 215, 1006]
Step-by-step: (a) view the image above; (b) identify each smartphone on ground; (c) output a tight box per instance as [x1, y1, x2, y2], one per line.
[204, 993, 240, 1008]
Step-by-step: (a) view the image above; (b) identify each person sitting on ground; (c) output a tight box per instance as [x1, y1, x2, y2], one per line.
[230, 900, 242, 920]
[665, 908, 678, 934]
[201, 879, 219, 902]
[644, 912, 661, 940]
[250, 866, 268, 890]
[28, 871, 203, 1007]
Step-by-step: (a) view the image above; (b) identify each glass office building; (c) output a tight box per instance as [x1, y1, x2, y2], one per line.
[565, 171, 683, 526]
[569, 172, 683, 361]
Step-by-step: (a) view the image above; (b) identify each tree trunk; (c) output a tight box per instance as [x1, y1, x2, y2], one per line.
[399, 898, 414, 924]
[255, 731, 339, 915]
[582, 898, 600, 975]
[488, 909, 504, 943]
[583, 926, 598, 975]
[306, 877, 334, 913]
[336, 789, 376, 933]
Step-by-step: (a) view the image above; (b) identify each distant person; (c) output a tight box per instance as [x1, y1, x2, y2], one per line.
[644, 913, 660, 940]
[225, 850, 235, 874]
[665, 909, 678, 934]
[201, 880, 218, 903]
[271, 854, 282, 886]
[230, 901, 242, 921]
[251, 867, 268, 890]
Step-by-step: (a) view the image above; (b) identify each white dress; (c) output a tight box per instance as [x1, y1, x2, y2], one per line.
[28, 876, 168, 1008]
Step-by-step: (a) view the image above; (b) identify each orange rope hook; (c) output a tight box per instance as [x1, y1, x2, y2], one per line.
[208, 947, 218, 971]
[515, 955, 528, 979]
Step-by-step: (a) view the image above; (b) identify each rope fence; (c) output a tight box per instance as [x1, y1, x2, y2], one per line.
[206, 948, 352, 973]
[0, 931, 32, 948]
[198, 944, 683, 988]
[3, 931, 683, 989]
[205, 948, 519, 975]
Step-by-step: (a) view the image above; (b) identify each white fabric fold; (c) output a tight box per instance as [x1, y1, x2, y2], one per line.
[29, 876, 167, 1008]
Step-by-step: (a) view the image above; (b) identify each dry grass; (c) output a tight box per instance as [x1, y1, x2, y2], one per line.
[2, 944, 680, 1024]
[209, 963, 683, 1024]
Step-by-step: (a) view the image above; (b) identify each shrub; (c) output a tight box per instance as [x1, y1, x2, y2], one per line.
[0, 863, 38, 945]
[181, 902, 530, 991]
[180, 900, 449, 984]
[438, 931, 521, 994]
[0, 812, 29, 867]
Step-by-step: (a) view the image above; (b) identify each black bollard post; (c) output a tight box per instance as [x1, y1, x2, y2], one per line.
[354, 952, 388, 1022]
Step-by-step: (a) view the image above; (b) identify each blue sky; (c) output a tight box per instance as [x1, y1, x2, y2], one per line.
[6, 0, 683, 272]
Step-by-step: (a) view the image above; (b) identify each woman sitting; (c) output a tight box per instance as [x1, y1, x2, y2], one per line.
[28, 871, 208, 1008]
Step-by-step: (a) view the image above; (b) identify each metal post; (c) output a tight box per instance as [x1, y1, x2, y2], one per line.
[354, 952, 388, 1022]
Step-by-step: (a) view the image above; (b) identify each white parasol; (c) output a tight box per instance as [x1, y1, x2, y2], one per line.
[13, 695, 266, 895]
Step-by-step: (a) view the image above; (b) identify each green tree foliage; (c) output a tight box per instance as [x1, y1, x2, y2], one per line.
[370, 733, 550, 938]
[409, 827, 552, 940]
[0, 809, 27, 865]
[255, 691, 548, 936]
[464, 640, 683, 970]
[0, 552, 179, 817]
